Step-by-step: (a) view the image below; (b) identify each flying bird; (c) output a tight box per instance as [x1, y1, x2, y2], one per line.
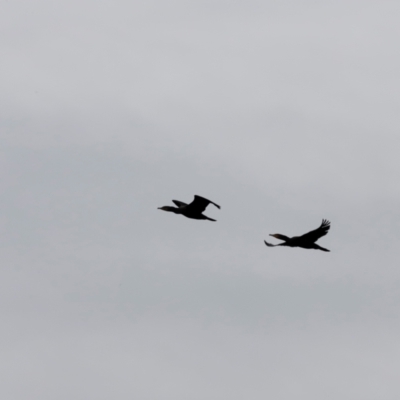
[264, 219, 331, 252]
[158, 195, 220, 221]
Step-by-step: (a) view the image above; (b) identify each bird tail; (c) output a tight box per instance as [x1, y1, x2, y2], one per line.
[315, 244, 330, 252]
[205, 216, 216, 222]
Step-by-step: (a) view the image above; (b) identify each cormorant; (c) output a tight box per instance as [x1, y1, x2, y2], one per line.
[158, 195, 220, 221]
[264, 219, 331, 252]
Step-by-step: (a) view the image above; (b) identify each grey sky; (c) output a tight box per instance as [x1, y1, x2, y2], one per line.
[1, 1, 400, 399]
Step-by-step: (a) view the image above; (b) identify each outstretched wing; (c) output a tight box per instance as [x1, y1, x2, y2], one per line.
[299, 219, 331, 242]
[186, 195, 221, 213]
[264, 240, 279, 247]
[172, 200, 188, 208]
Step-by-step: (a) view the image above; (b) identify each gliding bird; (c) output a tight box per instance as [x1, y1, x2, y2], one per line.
[264, 219, 331, 252]
[158, 195, 220, 221]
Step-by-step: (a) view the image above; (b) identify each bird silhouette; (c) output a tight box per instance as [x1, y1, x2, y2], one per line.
[158, 195, 220, 221]
[264, 219, 331, 252]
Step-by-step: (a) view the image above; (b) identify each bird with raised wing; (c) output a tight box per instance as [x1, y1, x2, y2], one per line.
[264, 219, 331, 252]
[158, 195, 220, 221]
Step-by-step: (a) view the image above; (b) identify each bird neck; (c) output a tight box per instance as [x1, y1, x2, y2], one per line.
[164, 206, 181, 214]
[273, 234, 291, 242]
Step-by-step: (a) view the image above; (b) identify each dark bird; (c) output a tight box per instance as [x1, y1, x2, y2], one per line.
[158, 195, 220, 221]
[264, 219, 331, 252]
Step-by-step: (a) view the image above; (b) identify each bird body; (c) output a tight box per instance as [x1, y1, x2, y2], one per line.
[158, 195, 220, 221]
[264, 219, 331, 252]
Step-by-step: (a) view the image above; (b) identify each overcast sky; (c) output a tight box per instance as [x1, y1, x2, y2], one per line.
[1, 1, 400, 399]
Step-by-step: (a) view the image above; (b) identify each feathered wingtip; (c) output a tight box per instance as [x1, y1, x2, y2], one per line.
[321, 219, 331, 228]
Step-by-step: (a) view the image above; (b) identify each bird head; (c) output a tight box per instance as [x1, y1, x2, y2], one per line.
[269, 234, 289, 241]
[158, 206, 174, 212]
